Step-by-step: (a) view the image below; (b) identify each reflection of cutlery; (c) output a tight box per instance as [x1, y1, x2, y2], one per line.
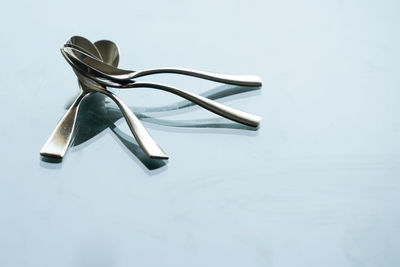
[71, 85, 259, 149]
[127, 85, 260, 113]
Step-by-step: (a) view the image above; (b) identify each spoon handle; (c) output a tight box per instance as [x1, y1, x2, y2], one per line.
[40, 91, 89, 158]
[64, 46, 262, 87]
[99, 90, 168, 159]
[132, 68, 262, 87]
[129, 82, 262, 127]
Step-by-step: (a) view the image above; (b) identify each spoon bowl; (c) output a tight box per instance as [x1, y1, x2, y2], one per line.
[94, 40, 120, 67]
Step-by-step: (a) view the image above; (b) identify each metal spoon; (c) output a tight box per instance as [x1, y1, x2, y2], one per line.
[66, 39, 168, 158]
[63, 48, 262, 127]
[68, 36, 103, 60]
[62, 46, 262, 87]
[41, 37, 168, 159]
[40, 36, 103, 158]
[94, 40, 119, 67]
[70, 48, 167, 159]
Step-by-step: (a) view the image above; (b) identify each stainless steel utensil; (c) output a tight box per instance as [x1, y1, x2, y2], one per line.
[70, 42, 167, 159]
[63, 47, 262, 127]
[94, 40, 120, 67]
[41, 37, 168, 159]
[42, 35, 262, 161]
[40, 36, 103, 159]
[62, 46, 262, 87]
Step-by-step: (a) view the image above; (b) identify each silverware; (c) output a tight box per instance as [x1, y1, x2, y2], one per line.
[69, 44, 167, 159]
[63, 47, 262, 127]
[76, 74, 168, 159]
[94, 40, 119, 67]
[41, 37, 168, 159]
[62, 46, 262, 87]
[40, 37, 103, 158]
[42, 35, 262, 161]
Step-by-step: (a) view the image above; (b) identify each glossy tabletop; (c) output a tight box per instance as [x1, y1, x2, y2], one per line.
[0, 0, 399, 266]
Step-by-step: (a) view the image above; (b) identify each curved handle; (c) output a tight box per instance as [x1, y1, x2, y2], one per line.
[129, 82, 262, 127]
[132, 68, 262, 87]
[100, 90, 168, 159]
[40, 91, 88, 158]
[63, 47, 262, 87]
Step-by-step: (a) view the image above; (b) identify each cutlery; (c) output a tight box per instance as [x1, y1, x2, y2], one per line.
[42, 35, 262, 161]
[76, 73, 168, 159]
[62, 46, 262, 87]
[63, 47, 262, 127]
[40, 37, 103, 158]
[41, 37, 168, 159]
[68, 40, 167, 159]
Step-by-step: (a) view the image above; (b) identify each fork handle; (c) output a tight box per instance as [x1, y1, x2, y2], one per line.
[132, 68, 262, 87]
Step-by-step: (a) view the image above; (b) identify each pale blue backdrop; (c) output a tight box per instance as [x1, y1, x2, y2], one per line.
[0, 0, 399, 266]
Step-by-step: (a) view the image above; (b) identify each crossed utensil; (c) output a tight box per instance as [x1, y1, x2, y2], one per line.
[40, 36, 262, 160]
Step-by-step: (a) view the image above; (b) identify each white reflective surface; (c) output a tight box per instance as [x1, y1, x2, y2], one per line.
[0, 0, 400, 266]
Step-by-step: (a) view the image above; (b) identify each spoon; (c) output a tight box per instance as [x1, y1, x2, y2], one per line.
[75, 69, 168, 159]
[62, 46, 262, 87]
[41, 37, 168, 159]
[95, 39, 119, 67]
[68, 39, 167, 158]
[63, 48, 262, 127]
[40, 36, 103, 158]
[68, 36, 103, 60]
